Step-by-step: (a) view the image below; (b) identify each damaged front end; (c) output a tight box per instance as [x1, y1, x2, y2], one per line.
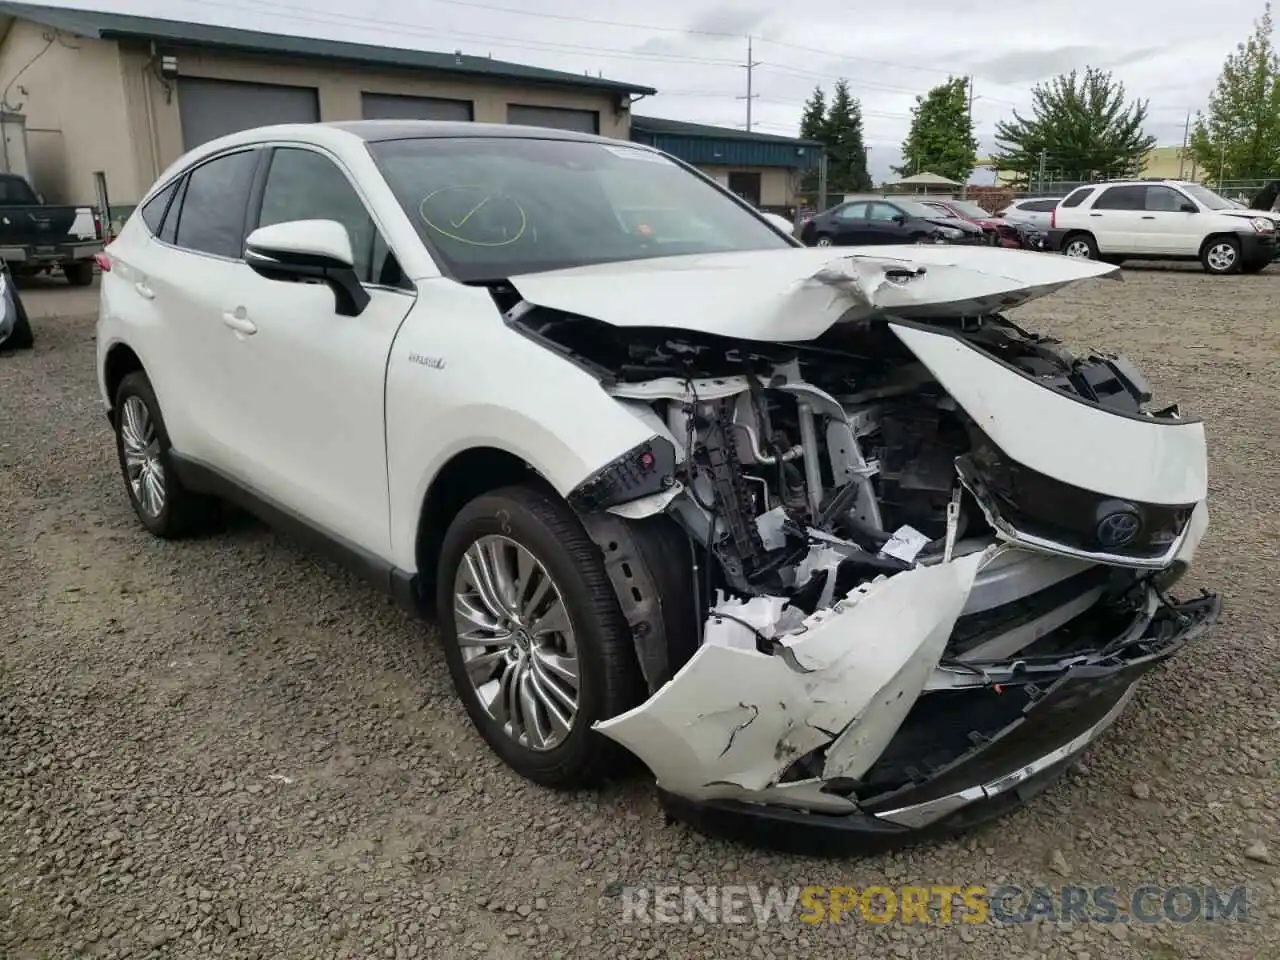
[500, 247, 1222, 852]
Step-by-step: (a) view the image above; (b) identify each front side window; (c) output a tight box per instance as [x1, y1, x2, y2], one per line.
[835, 202, 868, 220]
[171, 150, 259, 258]
[1179, 183, 1234, 211]
[867, 202, 903, 221]
[367, 137, 791, 282]
[256, 147, 388, 284]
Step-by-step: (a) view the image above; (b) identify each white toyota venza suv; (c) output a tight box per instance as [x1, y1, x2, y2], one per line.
[97, 121, 1219, 854]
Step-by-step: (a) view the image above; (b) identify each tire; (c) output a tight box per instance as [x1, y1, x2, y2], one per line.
[63, 261, 95, 286]
[1062, 233, 1099, 260]
[435, 485, 642, 788]
[1, 293, 33, 350]
[113, 371, 216, 538]
[1201, 237, 1242, 275]
[814, 234, 834, 247]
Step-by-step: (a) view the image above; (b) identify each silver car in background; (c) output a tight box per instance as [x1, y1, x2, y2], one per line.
[994, 197, 1062, 232]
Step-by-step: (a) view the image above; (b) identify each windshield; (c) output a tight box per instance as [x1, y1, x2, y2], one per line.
[367, 137, 792, 281]
[896, 199, 953, 219]
[1180, 184, 1235, 211]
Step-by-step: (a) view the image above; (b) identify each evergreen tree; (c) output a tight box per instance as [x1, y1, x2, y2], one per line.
[824, 79, 872, 193]
[991, 67, 1155, 185]
[798, 86, 827, 196]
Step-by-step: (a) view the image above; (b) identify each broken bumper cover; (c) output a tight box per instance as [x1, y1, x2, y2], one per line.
[634, 590, 1221, 855]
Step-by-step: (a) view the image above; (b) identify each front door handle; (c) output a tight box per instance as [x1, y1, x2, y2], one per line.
[1141, 215, 1155, 219]
[1089, 213, 1103, 217]
[222, 310, 257, 336]
[134, 281, 154, 300]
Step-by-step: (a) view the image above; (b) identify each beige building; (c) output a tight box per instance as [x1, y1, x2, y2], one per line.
[0, 1, 654, 225]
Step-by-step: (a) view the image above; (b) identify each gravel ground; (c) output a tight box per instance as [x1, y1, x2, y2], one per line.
[2, 267, 1278, 960]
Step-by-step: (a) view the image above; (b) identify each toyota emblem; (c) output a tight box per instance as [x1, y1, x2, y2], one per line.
[1096, 511, 1141, 548]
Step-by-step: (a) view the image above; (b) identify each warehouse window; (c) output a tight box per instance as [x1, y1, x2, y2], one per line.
[506, 104, 599, 134]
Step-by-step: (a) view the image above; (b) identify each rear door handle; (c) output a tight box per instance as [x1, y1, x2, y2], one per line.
[222, 310, 257, 335]
[1089, 213, 1103, 217]
[1141, 215, 1155, 219]
[134, 281, 154, 300]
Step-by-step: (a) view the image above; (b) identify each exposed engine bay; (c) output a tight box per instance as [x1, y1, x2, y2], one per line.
[493, 249, 1219, 849]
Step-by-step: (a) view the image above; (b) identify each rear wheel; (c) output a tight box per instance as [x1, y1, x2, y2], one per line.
[63, 261, 94, 286]
[113, 372, 216, 538]
[435, 486, 642, 787]
[1201, 237, 1241, 275]
[814, 234, 834, 247]
[1062, 233, 1098, 260]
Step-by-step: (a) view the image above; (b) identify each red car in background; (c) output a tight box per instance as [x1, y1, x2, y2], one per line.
[918, 198, 1020, 247]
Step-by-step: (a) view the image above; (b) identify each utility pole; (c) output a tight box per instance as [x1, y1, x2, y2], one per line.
[817, 151, 829, 210]
[1217, 140, 1226, 189]
[1037, 150, 1047, 194]
[737, 36, 760, 131]
[966, 75, 974, 129]
[1178, 109, 1190, 179]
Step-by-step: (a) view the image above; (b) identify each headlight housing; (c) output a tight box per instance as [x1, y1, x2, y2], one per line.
[1250, 216, 1275, 234]
[938, 226, 964, 240]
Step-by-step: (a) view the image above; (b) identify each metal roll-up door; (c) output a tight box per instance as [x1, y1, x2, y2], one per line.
[361, 93, 473, 121]
[506, 104, 599, 134]
[178, 77, 320, 150]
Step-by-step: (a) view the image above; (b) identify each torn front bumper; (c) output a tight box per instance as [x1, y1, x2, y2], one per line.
[601, 578, 1220, 855]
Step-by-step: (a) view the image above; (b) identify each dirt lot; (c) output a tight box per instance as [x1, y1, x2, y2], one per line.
[2, 268, 1278, 960]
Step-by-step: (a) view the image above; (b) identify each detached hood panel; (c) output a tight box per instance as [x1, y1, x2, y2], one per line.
[507, 246, 1119, 343]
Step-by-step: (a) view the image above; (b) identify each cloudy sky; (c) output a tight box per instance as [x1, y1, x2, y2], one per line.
[48, 0, 1274, 182]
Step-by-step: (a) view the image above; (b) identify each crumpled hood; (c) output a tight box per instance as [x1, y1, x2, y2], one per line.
[507, 246, 1120, 343]
[1220, 207, 1279, 222]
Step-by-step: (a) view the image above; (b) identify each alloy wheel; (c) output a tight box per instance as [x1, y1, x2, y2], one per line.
[452, 535, 580, 752]
[815, 235, 833, 247]
[1206, 242, 1237, 272]
[120, 395, 166, 518]
[1064, 239, 1092, 259]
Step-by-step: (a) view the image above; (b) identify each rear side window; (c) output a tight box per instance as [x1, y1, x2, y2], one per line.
[139, 180, 179, 236]
[1092, 185, 1145, 210]
[1023, 199, 1059, 212]
[171, 150, 259, 259]
[1060, 188, 1094, 208]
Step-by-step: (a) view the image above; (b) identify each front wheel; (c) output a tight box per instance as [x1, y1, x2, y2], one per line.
[435, 486, 642, 788]
[1201, 237, 1242, 275]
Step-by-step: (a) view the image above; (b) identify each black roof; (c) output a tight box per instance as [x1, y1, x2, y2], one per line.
[631, 115, 821, 147]
[327, 119, 634, 145]
[0, 2, 657, 96]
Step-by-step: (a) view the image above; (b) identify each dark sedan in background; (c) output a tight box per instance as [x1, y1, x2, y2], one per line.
[798, 197, 985, 247]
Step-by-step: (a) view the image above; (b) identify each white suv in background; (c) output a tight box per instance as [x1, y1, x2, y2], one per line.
[994, 197, 1061, 231]
[1047, 179, 1279, 274]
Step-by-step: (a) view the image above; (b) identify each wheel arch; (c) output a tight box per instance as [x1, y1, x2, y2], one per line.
[103, 342, 146, 423]
[412, 445, 557, 614]
[1198, 232, 1243, 258]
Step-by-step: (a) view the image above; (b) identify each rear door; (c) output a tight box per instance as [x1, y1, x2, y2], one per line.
[123, 147, 264, 467]
[830, 201, 870, 243]
[1086, 185, 1146, 254]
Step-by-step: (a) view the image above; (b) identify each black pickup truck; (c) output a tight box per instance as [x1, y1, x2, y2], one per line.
[0, 172, 104, 286]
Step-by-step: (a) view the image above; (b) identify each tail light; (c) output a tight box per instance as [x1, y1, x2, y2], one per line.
[94, 250, 112, 272]
[1050, 207, 1057, 229]
[93, 209, 104, 239]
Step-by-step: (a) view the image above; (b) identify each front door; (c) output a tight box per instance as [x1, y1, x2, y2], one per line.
[215, 145, 416, 557]
[1137, 184, 1201, 255]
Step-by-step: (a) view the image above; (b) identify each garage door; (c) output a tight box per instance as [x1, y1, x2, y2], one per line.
[507, 104, 598, 134]
[178, 78, 320, 151]
[362, 93, 473, 121]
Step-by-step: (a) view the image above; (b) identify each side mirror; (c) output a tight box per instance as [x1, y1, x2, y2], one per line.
[244, 219, 370, 317]
[892, 213, 906, 224]
[1180, 203, 1197, 214]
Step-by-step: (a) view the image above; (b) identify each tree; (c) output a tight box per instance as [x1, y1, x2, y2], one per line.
[824, 79, 872, 193]
[1188, 1, 1280, 183]
[991, 67, 1156, 186]
[894, 77, 978, 182]
[798, 86, 827, 196]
